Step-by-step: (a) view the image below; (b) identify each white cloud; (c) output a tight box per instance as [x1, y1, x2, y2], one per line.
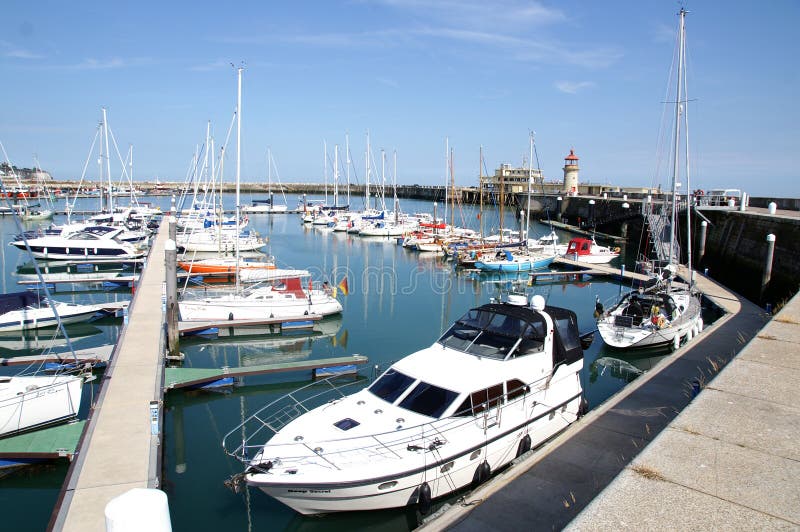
[5, 49, 44, 59]
[554, 80, 595, 94]
[376, 76, 399, 88]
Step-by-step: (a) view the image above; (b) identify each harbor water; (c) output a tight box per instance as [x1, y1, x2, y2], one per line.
[1, 193, 687, 531]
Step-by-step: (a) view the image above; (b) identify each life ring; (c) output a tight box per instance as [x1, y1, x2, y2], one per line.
[657, 316, 666, 328]
[613, 247, 621, 253]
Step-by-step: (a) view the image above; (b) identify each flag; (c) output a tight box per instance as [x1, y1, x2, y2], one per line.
[338, 277, 349, 296]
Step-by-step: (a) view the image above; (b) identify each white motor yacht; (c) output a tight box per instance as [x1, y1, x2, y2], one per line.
[9, 226, 145, 261]
[223, 294, 591, 515]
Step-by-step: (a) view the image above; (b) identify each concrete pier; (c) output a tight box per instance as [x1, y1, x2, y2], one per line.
[423, 270, 776, 531]
[567, 289, 800, 530]
[51, 223, 168, 531]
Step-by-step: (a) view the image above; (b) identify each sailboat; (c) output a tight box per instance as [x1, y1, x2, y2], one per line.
[596, 8, 702, 351]
[243, 148, 288, 213]
[178, 68, 342, 321]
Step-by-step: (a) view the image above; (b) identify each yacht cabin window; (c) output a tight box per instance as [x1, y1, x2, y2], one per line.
[368, 369, 415, 403]
[397, 381, 458, 418]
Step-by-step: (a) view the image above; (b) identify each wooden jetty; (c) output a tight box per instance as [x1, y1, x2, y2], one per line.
[164, 354, 369, 389]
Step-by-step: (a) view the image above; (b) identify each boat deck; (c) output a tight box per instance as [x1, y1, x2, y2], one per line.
[551, 256, 654, 282]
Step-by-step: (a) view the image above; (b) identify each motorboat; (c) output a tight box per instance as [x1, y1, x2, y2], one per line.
[562, 237, 620, 264]
[177, 255, 276, 275]
[223, 293, 591, 515]
[179, 270, 343, 321]
[9, 226, 145, 261]
[0, 292, 98, 332]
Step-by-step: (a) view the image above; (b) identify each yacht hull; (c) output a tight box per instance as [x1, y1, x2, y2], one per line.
[0, 375, 84, 437]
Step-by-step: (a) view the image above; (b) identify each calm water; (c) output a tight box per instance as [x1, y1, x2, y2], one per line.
[1, 193, 672, 531]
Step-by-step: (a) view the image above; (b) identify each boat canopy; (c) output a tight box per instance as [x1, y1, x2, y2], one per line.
[0, 291, 43, 314]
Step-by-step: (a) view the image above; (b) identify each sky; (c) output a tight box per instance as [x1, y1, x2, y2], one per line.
[0, 0, 798, 197]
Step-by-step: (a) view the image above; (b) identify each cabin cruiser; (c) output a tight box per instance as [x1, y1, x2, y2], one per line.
[223, 293, 591, 515]
[562, 237, 620, 264]
[9, 226, 145, 261]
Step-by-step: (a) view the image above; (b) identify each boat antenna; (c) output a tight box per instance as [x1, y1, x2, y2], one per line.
[0, 142, 79, 365]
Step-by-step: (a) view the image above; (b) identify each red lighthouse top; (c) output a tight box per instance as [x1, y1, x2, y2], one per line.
[565, 149, 579, 162]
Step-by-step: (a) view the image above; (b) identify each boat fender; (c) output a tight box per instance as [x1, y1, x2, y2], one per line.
[577, 396, 589, 417]
[471, 460, 491, 489]
[228, 312, 234, 321]
[593, 297, 604, 318]
[304, 310, 309, 315]
[516, 434, 532, 457]
[697, 317, 703, 332]
[672, 334, 680, 351]
[417, 482, 432, 515]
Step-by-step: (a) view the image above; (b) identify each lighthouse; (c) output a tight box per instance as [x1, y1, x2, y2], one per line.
[563, 149, 579, 195]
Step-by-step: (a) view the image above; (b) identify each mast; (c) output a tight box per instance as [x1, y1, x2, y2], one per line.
[235, 66, 243, 291]
[345, 132, 351, 207]
[393, 149, 398, 224]
[450, 148, 455, 231]
[365, 130, 370, 210]
[102, 107, 113, 213]
[499, 161, 505, 243]
[380, 149, 386, 212]
[479, 145, 484, 240]
[267, 147, 272, 195]
[680, 9, 693, 282]
[323, 140, 328, 206]
[668, 9, 686, 269]
[443, 137, 449, 229]
[334, 144, 339, 207]
[526, 132, 533, 243]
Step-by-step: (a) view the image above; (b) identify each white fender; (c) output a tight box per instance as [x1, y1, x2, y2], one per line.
[672, 334, 680, 351]
[697, 317, 703, 332]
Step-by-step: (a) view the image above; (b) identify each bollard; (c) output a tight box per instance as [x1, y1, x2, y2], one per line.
[165, 238, 179, 357]
[760, 234, 776, 301]
[768, 201, 777, 215]
[168, 215, 176, 242]
[697, 220, 708, 264]
[739, 192, 747, 212]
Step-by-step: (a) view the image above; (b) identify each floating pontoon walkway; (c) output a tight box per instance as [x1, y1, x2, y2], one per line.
[178, 315, 322, 336]
[0, 345, 114, 367]
[52, 222, 169, 532]
[549, 256, 654, 283]
[539, 220, 626, 242]
[0, 421, 86, 460]
[164, 355, 369, 389]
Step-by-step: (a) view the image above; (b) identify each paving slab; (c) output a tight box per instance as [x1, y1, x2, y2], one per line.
[567, 469, 797, 532]
[738, 336, 800, 370]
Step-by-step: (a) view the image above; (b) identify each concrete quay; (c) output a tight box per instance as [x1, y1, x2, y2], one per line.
[50, 223, 168, 531]
[567, 289, 800, 530]
[424, 271, 785, 530]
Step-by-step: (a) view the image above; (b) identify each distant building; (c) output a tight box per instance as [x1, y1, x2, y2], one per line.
[481, 163, 544, 197]
[0, 163, 53, 183]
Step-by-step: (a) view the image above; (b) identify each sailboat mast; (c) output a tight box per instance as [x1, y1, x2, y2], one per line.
[235, 66, 243, 291]
[669, 9, 686, 268]
[323, 140, 328, 206]
[393, 149, 398, 224]
[680, 9, 694, 279]
[334, 144, 339, 207]
[526, 132, 533, 242]
[365, 130, 370, 210]
[450, 148, 455, 230]
[102, 107, 113, 213]
[443, 137, 449, 228]
[479, 145, 484, 240]
[346, 132, 351, 207]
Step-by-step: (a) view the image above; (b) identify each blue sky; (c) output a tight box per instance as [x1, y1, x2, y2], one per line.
[1, 0, 797, 197]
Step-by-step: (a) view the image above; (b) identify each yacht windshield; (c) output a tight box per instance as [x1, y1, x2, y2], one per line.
[398, 382, 459, 418]
[438, 308, 546, 360]
[368, 369, 415, 403]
